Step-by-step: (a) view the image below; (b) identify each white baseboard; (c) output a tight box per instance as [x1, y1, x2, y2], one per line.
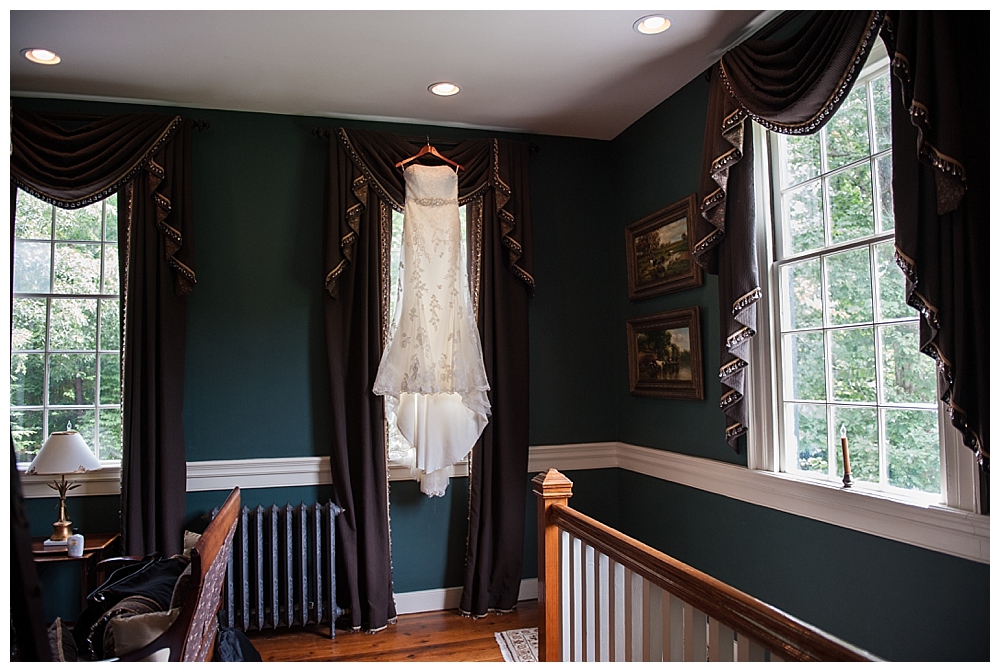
[394, 579, 537, 615]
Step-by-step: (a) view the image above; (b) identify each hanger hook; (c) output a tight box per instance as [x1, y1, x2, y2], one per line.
[426, 135, 430, 146]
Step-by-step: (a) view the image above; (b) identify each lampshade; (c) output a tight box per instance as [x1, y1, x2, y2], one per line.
[26, 430, 103, 475]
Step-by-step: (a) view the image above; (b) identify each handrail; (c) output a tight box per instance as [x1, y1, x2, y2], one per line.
[533, 469, 879, 662]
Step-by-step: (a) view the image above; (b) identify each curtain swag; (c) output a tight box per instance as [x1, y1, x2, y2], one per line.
[696, 10, 988, 497]
[696, 11, 885, 449]
[10, 109, 196, 295]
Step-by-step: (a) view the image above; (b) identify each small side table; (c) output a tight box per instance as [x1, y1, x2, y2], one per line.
[33, 532, 121, 615]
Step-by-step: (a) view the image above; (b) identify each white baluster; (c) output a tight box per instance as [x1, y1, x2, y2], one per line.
[613, 561, 626, 662]
[559, 529, 570, 662]
[646, 583, 663, 661]
[683, 603, 708, 661]
[709, 618, 735, 662]
[583, 543, 596, 661]
[597, 552, 610, 662]
[737, 632, 767, 662]
[570, 535, 583, 662]
[630, 570, 643, 660]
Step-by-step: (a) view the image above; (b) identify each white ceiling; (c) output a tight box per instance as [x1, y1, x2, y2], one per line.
[10, 10, 776, 141]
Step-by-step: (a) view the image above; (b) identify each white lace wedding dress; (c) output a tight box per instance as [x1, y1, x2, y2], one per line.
[373, 164, 490, 497]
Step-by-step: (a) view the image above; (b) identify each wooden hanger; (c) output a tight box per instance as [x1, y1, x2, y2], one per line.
[395, 137, 464, 171]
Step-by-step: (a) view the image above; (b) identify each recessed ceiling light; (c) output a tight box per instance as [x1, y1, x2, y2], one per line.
[428, 82, 460, 97]
[22, 48, 62, 65]
[634, 15, 671, 35]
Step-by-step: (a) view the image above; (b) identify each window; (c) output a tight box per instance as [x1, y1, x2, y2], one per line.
[752, 44, 974, 508]
[10, 192, 122, 466]
[384, 205, 471, 477]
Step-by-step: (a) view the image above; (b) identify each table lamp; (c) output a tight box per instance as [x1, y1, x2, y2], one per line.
[26, 430, 103, 545]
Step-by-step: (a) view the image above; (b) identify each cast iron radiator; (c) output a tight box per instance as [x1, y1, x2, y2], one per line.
[217, 501, 344, 638]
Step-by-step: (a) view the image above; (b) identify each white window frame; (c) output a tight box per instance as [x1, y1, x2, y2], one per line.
[747, 42, 979, 515]
[10, 193, 123, 470]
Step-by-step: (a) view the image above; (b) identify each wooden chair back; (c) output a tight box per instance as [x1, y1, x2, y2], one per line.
[117, 487, 241, 662]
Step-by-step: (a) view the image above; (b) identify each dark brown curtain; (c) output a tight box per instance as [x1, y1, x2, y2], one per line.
[695, 11, 885, 448]
[11, 109, 196, 556]
[323, 128, 533, 630]
[880, 11, 989, 503]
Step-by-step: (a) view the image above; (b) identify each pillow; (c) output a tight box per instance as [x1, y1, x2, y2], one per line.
[108, 608, 180, 662]
[47, 617, 77, 662]
[170, 563, 195, 610]
[183, 530, 202, 557]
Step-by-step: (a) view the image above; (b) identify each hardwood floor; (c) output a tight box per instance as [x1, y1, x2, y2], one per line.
[247, 600, 538, 662]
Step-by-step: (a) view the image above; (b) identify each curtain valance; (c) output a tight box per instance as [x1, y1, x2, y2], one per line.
[10, 109, 196, 295]
[325, 128, 534, 299]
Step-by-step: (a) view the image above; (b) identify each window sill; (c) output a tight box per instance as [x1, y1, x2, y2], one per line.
[609, 442, 989, 564]
[17, 462, 122, 499]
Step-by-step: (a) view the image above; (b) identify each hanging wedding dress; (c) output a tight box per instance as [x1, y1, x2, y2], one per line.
[373, 164, 490, 497]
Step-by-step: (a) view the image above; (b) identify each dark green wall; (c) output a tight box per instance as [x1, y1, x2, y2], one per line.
[14, 81, 988, 661]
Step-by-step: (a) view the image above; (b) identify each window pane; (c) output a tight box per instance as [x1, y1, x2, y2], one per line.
[11, 410, 44, 464]
[874, 242, 909, 320]
[832, 405, 879, 484]
[10, 353, 45, 407]
[13, 241, 52, 293]
[886, 408, 940, 493]
[49, 408, 96, 451]
[100, 299, 121, 351]
[780, 259, 823, 330]
[780, 133, 821, 188]
[871, 74, 892, 153]
[880, 323, 938, 404]
[99, 409, 123, 461]
[783, 332, 826, 401]
[782, 181, 824, 254]
[826, 248, 873, 325]
[824, 84, 870, 170]
[100, 354, 122, 405]
[828, 163, 874, 244]
[875, 153, 894, 232]
[831, 327, 876, 402]
[786, 403, 828, 473]
[104, 194, 119, 242]
[47, 353, 97, 406]
[49, 299, 98, 351]
[55, 201, 103, 241]
[54, 243, 102, 294]
[12, 298, 47, 351]
[15, 193, 52, 240]
[103, 244, 120, 294]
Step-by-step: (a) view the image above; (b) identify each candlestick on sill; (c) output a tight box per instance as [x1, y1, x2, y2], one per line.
[840, 425, 853, 488]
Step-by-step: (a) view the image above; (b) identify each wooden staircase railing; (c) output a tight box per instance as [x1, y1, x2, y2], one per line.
[533, 469, 879, 662]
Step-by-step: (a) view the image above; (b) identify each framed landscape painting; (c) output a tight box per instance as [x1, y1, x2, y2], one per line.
[627, 307, 704, 400]
[625, 194, 702, 300]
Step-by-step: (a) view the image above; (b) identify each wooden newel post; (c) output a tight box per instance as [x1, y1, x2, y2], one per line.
[532, 468, 573, 662]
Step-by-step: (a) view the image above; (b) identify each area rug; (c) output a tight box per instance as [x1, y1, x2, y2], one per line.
[495, 627, 538, 662]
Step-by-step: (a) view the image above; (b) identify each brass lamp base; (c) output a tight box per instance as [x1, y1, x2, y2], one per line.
[47, 475, 81, 543]
[50, 520, 73, 543]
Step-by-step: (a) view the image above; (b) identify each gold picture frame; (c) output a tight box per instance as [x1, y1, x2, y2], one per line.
[627, 307, 704, 400]
[625, 194, 702, 300]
